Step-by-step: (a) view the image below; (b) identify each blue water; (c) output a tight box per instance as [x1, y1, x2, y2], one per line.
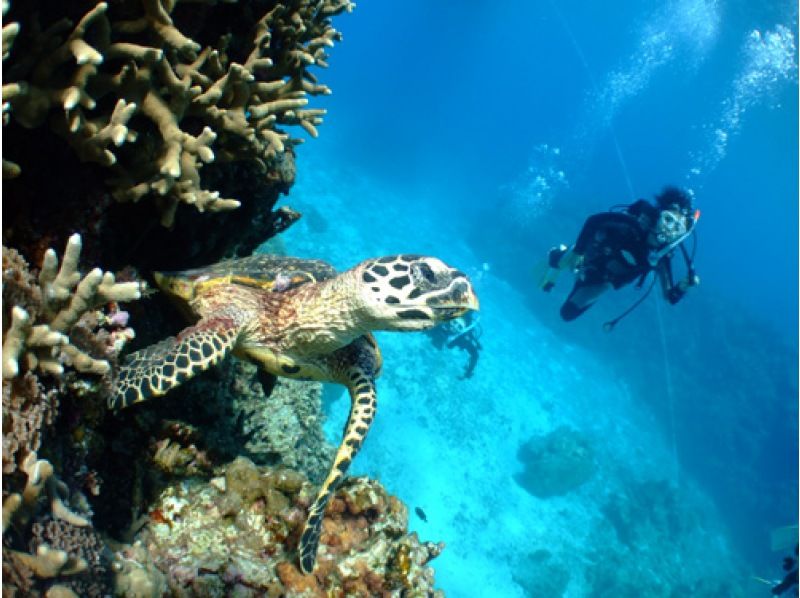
[263, 1, 798, 595]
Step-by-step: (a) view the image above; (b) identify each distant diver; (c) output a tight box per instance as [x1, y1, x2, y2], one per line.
[540, 186, 700, 329]
[764, 541, 799, 596]
[425, 311, 482, 378]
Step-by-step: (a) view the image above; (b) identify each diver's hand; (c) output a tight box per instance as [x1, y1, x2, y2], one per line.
[678, 273, 700, 292]
[571, 254, 585, 273]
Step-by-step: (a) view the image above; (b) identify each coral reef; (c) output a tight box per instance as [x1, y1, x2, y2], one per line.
[3, 0, 354, 281]
[2, 234, 140, 597]
[584, 477, 745, 597]
[514, 425, 596, 498]
[3, 0, 352, 227]
[118, 456, 443, 596]
[0, 2, 450, 595]
[2, 233, 140, 474]
[2, 451, 110, 597]
[229, 362, 336, 483]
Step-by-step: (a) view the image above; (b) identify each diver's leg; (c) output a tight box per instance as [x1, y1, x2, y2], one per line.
[560, 281, 611, 321]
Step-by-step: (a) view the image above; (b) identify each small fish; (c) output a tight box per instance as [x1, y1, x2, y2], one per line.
[415, 507, 427, 522]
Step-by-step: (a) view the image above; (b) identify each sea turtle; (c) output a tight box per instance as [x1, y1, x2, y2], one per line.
[110, 253, 479, 573]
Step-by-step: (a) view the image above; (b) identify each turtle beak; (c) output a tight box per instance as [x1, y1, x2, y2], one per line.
[465, 288, 480, 311]
[428, 280, 479, 320]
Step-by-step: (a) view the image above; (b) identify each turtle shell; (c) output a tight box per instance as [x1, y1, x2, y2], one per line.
[158, 254, 338, 294]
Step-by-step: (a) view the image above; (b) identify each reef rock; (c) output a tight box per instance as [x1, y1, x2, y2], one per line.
[121, 456, 444, 597]
[514, 425, 596, 498]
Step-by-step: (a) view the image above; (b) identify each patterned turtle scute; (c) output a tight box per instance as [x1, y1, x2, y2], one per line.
[111, 253, 478, 573]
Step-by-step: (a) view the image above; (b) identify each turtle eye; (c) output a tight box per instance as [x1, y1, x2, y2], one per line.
[412, 262, 436, 284]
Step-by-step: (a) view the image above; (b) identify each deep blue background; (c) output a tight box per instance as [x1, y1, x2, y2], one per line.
[304, 0, 798, 338]
[287, 0, 798, 582]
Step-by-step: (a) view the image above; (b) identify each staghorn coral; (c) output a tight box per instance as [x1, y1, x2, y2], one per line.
[3, 0, 354, 226]
[120, 456, 444, 596]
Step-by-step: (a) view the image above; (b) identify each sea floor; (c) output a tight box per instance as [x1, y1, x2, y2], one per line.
[262, 153, 748, 597]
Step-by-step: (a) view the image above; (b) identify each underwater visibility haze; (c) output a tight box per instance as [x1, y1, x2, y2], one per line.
[277, 0, 799, 595]
[1, 0, 797, 596]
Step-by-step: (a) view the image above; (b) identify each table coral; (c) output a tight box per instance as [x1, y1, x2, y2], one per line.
[2, 0, 354, 227]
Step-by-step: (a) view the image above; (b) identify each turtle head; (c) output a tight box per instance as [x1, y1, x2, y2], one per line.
[153, 270, 198, 302]
[355, 255, 479, 331]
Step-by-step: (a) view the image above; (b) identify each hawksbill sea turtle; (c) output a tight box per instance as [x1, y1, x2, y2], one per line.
[110, 253, 479, 573]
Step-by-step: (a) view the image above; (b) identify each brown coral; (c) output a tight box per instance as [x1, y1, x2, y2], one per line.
[29, 517, 113, 597]
[3, 0, 354, 226]
[2, 235, 140, 597]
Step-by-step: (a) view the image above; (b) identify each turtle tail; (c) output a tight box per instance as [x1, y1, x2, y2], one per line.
[109, 317, 241, 409]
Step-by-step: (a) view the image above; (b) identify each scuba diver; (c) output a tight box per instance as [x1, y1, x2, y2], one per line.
[425, 311, 483, 379]
[540, 186, 700, 328]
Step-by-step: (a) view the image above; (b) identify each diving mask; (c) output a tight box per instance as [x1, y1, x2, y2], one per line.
[655, 209, 688, 244]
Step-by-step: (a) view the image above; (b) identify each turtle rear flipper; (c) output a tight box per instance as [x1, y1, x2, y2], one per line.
[110, 317, 241, 409]
[298, 337, 381, 574]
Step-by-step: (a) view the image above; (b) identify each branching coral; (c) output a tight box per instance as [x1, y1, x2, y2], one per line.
[2, 233, 140, 596]
[1, 451, 108, 596]
[2, 234, 141, 382]
[2, 235, 137, 477]
[3, 0, 354, 226]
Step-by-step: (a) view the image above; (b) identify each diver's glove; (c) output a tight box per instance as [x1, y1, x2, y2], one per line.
[540, 245, 569, 292]
[677, 272, 700, 292]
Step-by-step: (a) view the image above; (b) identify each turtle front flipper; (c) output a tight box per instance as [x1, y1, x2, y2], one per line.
[110, 316, 242, 410]
[298, 361, 378, 574]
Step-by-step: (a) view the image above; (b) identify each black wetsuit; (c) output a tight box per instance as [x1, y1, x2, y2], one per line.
[561, 200, 687, 321]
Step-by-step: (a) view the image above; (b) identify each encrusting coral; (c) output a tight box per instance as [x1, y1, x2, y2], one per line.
[119, 456, 444, 597]
[2, 0, 354, 226]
